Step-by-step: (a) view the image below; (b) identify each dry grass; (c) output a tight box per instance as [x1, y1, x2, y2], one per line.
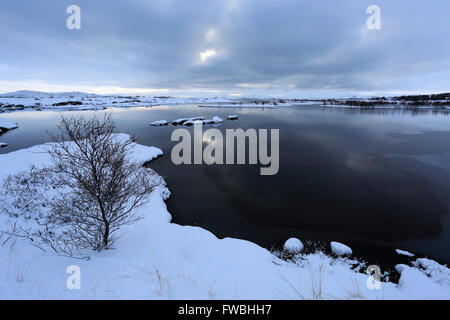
[310, 264, 325, 299]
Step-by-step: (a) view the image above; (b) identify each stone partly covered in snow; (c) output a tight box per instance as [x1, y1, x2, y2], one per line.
[201, 116, 223, 125]
[181, 116, 224, 126]
[283, 238, 304, 253]
[227, 115, 238, 120]
[0, 142, 7, 148]
[0, 118, 18, 132]
[150, 120, 169, 127]
[212, 116, 223, 123]
[172, 118, 188, 125]
[330, 241, 353, 257]
[172, 117, 206, 125]
[183, 120, 196, 126]
[396, 249, 415, 257]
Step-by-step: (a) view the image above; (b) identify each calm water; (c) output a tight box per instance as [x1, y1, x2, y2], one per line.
[1, 105, 450, 267]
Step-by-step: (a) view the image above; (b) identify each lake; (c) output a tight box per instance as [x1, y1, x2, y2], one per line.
[1, 105, 450, 269]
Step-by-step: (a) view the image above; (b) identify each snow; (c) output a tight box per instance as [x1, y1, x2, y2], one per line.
[396, 249, 415, 258]
[182, 120, 196, 126]
[199, 104, 280, 109]
[0, 117, 18, 130]
[283, 238, 304, 253]
[172, 117, 205, 125]
[212, 116, 223, 123]
[412, 258, 450, 287]
[150, 120, 169, 127]
[395, 264, 449, 299]
[164, 116, 222, 126]
[0, 91, 233, 113]
[0, 138, 449, 299]
[330, 242, 353, 256]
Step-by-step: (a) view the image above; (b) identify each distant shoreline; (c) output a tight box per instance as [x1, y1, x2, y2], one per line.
[1, 91, 450, 113]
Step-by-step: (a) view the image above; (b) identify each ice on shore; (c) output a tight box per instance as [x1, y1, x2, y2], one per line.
[283, 238, 304, 253]
[330, 241, 353, 256]
[182, 120, 196, 126]
[212, 116, 223, 123]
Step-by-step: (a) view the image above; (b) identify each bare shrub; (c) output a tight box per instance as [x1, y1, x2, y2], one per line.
[1, 114, 160, 256]
[46, 114, 154, 251]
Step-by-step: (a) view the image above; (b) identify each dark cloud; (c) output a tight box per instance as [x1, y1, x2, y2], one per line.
[0, 0, 449, 96]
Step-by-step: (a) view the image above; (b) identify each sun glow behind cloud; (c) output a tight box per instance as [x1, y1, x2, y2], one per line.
[199, 49, 217, 63]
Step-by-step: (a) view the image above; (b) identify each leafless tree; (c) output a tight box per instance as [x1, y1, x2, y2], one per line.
[44, 114, 154, 251]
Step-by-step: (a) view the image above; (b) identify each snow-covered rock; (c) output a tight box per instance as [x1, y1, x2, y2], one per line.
[283, 238, 304, 253]
[227, 115, 238, 120]
[172, 117, 206, 125]
[150, 120, 169, 127]
[396, 263, 449, 299]
[396, 249, 415, 257]
[183, 120, 196, 126]
[330, 242, 353, 256]
[212, 116, 223, 123]
[0, 142, 7, 148]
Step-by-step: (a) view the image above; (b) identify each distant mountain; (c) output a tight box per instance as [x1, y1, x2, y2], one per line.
[0, 90, 101, 98]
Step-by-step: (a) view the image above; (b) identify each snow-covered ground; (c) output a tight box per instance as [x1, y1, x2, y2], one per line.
[0, 91, 232, 113]
[2, 91, 449, 113]
[0, 138, 449, 299]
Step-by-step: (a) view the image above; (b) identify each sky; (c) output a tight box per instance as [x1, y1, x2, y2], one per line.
[0, 0, 449, 98]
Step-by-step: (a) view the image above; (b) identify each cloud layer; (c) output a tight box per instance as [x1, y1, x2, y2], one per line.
[0, 0, 449, 96]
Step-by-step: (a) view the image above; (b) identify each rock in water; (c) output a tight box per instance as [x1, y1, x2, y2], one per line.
[283, 238, 304, 253]
[330, 241, 352, 256]
[150, 120, 169, 126]
[212, 116, 223, 123]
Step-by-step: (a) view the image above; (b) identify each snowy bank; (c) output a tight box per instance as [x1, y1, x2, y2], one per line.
[0, 139, 449, 299]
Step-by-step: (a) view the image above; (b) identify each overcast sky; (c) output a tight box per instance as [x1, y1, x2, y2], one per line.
[0, 0, 449, 97]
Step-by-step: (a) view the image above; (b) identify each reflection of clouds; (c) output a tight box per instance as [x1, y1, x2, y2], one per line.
[345, 154, 375, 171]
